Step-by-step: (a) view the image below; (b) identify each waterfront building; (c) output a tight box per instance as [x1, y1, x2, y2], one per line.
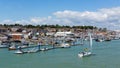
[9, 33, 23, 41]
[54, 31, 74, 37]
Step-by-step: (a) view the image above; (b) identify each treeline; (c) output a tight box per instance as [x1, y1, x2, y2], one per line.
[1, 24, 71, 28]
[1, 24, 101, 30]
[72, 26, 97, 29]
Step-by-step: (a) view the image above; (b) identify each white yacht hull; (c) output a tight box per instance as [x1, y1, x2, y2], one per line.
[60, 43, 70, 48]
[0, 45, 8, 48]
[14, 50, 24, 54]
[41, 48, 48, 51]
[78, 52, 92, 58]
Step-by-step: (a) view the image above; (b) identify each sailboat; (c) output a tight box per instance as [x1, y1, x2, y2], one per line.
[80, 33, 84, 45]
[60, 33, 71, 48]
[27, 43, 41, 53]
[78, 33, 92, 58]
[14, 46, 26, 54]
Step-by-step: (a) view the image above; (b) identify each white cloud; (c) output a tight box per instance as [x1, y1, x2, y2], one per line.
[1, 7, 120, 30]
[53, 7, 120, 30]
[30, 16, 53, 25]
[2, 19, 13, 24]
[15, 20, 30, 25]
[30, 17, 46, 23]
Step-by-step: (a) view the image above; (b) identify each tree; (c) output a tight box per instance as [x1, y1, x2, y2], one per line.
[102, 28, 107, 32]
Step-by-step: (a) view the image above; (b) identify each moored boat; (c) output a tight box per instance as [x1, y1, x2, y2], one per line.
[9, 45, 16, 50]
[14, 46, 27, 54]
[60, 43, 70, 48]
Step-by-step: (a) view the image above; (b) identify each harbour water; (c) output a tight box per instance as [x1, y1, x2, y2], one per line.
[1, 40, 120, 68]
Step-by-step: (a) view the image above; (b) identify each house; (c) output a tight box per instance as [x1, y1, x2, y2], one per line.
[9, 33, 23, 41]
[46, 32, 55, 36]
[54, 31, 74, 37]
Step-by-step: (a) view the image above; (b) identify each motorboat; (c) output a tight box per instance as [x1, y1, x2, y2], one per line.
[41, 47, 48, 51]
[0, 44, 8, 48]
[27, 48, 39, 53]
[14, 46, 27, 54]
[60, 43, 70, 48]
[14, 50, 24, 54]
[9, 45, 16, 50]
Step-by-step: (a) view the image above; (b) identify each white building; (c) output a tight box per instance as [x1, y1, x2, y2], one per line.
[46, 32, 55, 36]
[54, 32, 74, 37]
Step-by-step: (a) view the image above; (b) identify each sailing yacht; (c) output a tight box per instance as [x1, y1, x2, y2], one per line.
[14, 49, 24, 54]
[78, 33, 92, 58]
[14, 46, 24, 54]
[60, 33, 71, 48]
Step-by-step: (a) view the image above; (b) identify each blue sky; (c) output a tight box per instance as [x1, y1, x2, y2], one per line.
[0, 0, 120, 30]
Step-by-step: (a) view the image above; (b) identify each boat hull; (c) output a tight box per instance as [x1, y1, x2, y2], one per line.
[78, 52, 92, 58]
[0, 45, 8, 48]
[60, 43, 70, 48]
[14, 50, 24, 54]
[14, 50, 27, 54]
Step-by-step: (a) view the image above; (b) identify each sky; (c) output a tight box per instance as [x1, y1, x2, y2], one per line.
[0, 0, 120, 30]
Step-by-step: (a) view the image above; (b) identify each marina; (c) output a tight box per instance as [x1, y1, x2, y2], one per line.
[0, 0, 120, 68]
[1, 39, 120, 68]
[0, 26, 120, 68]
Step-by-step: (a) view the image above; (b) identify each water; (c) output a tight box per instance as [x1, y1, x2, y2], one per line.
[1, 40, 120, 68]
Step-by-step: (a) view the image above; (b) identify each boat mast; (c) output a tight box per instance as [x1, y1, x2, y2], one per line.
[89, 33, 92, 52]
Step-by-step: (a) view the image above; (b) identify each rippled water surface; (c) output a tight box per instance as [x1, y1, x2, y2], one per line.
[1, 40, 120, 68]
